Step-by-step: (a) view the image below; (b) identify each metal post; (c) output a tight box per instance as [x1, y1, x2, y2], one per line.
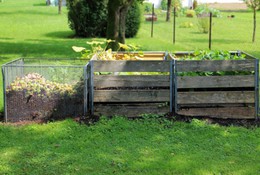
[173, 7, 176, 44]
[83, 64, 88, 115]
[164, 51, 168, 60]
[90, 61, 94, 115]
[173, 60, 178, 114]
[254, 59, 259, 119]
[2, 67, 7, 122]
[209, 12, 212, 50]
[170, 60, 173, 113]
[151, 3, 154, 38]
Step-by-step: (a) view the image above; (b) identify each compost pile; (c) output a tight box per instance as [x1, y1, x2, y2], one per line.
[6, 73, 84, 122]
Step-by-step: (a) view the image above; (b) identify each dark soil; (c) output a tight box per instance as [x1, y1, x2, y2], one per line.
[6, 91, 84, 122]
[78, 113, 260, 128]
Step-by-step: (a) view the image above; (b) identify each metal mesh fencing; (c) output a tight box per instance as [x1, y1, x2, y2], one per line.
[2, 58, 87, 122]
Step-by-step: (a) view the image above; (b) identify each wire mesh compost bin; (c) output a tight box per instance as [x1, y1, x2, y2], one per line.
[2, 58, 86, 122]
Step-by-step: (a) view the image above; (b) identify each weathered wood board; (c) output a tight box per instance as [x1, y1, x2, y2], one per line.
[176, 60, 255, 72]
[177, 107, 255, 119]
[94, 103, 169, 117]
[93, 60, 170, 72]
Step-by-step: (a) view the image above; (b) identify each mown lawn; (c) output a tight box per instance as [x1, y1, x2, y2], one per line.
[1, 117, 260, 174]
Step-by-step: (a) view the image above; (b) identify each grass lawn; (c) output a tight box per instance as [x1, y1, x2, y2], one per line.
[1, 117, 260, 174]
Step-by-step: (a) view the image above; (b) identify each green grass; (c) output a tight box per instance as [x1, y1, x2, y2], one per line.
[0, 117, 260, 174]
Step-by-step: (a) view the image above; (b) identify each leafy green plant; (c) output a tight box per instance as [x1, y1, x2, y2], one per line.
[179, 21, 194, 28]
[195, 5, 221, 17]
[72, 40, 143, 60]
[197, 17, 209, 33]
[186, 9, 196, 17]
[142, 2, 153, 13]
[6, 73, 76, 97]
[173, 50, 251, 76]
[161, 0, 167, 10]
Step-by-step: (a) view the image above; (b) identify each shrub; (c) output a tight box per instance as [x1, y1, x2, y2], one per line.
[186, 9, 196, 17]
[125, 1, 141, 38]
[195, 5, 221, 17]
[143, 2, 153, 13]
[66, 0, 108, 37]
[161, 0, 167, 10]
[67, 0, 141, 38]
[197, 17, 209, 33]
[179, 21, 194, 28]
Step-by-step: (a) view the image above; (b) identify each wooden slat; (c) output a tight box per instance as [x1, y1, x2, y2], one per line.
[94, 90, 170, 102]
[93, 60, 170, 72]
[94, 103, 169, 117]
[177, 107, 255, 119]
[178, 91, 254, 104]
[178, 75, 255, 88]
[176, 60, 255, 72]
[94, 75, 170, 88]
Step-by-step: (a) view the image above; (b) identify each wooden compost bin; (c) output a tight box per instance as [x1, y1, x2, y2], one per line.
[171, 52, 259, 119]
[87, 52, 171, 117]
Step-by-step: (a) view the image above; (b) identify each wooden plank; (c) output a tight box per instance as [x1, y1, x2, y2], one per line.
[176, 60, 255, 72]
[94, 90, 170, 102]
[94, 75, 170, 88]
[178, 91, 254, 104]
[94, 103, 169, 117]
[93, 60, 170, 72]
[178, 75, 255, 88]
[177, 107, 255, 119]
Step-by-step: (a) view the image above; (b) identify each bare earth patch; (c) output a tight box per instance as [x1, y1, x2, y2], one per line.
[206, 3, 248, 11]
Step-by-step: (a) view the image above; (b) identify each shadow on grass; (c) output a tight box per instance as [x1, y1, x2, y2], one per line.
[0, 39, 87, 59]
[33, 3, 47, 7]
[0, 10, 59, 16]
[45, 31, 75, 39]
[0, 118, 259, 174]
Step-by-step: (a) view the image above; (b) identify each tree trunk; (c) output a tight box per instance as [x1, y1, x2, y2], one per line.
[166, 0, 172, 22]
[252, 8, 256, 42]
[58, 0, 62, 14]
[106, 0, 133, 51]
[118, 5, 129, 45]
[107, 1, 120, 50]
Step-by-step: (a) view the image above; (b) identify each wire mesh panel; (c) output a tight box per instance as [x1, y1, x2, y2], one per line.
[2, 58, 87, 122]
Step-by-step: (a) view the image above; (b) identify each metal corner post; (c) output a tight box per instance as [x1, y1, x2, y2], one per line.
[83, 64, 88, 116]
[254, 59, 259, 119]
[173, 59, 178, 114]
[90, 60, 94, 115]
[2, 67, 7, 122]
[170, 60, 173, 113]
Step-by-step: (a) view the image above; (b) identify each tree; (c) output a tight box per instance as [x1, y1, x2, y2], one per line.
[106, 0, 143, 50]
[166, 0, 172, 22]
[58, 0, 62, 14]
[245, 0, 260, 42]
[166, 0, 181, 22]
